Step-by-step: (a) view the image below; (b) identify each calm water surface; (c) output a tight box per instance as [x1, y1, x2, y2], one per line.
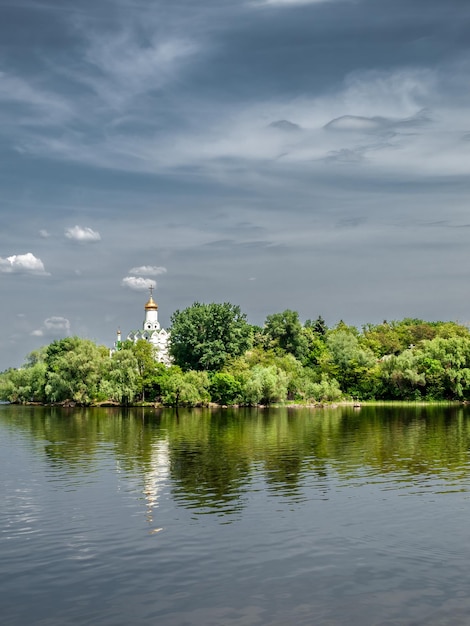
[2, 404, 470, 625]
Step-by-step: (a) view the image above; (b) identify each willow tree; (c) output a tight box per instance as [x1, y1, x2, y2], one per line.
[44, 337, 107, 404]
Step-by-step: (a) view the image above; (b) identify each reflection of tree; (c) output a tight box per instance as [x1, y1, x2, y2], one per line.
[330, 405, 470, 477]
[167, 410, 252, 513]
[170, 441, 252, 513]
[3, 404, 470, 520]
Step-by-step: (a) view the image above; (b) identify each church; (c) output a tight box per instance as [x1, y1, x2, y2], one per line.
[113, 287, 171, 365]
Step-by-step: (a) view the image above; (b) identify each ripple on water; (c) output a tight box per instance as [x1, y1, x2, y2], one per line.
[3, 406, 470, 625]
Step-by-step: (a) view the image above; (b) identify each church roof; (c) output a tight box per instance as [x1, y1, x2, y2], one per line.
[145, 295, 158, 311]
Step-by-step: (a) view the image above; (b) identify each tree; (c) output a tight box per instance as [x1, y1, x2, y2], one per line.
[170, 302, 252, 371]
[240, 365, 289, 405]
[0, 364, 46, 403]
[323, 329, 377, 398]
[301, 327, 329, 368]
[160, 367, 211, 406]
[210, 372, 242, 405]
[263, 310, 308, 361]
[305, 315, 328, 337]
[377, 350, 425, 400]
[361, 322, 404, 357]
[128, 339, 161, 401]
[44, 337, 106, 404]
[306, 374, 342, 402]
[99, 349, 139, 404]
[417, 336, 470, 399]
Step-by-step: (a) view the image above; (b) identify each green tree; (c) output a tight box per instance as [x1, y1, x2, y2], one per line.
[323, 329, 377, 398]
[44, 337, 106, 404]
[301, 326, 329, 367]
[240, 365, 289, 405]
[361, 321, 404, 357]
[377, 350, 425, 400]
[210, 372, 242, 405]
[306, 374, 342, 402]
[364, 318, 470, 357]
[128, 339, 161, 401]
[305, 315, 328, 337]
[263, 310, 309, 361]
[170, 302, 252, 371]
[0, 364, 46, 403]
[99, 349, 139, 404]
[160, 367, 211, 406]
[417, 336, 470, 399]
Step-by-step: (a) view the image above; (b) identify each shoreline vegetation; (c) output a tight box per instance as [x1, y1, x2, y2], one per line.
[2, 302, 470, 408]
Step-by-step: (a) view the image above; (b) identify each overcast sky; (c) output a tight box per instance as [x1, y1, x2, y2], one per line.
[1, 0, 470, 369]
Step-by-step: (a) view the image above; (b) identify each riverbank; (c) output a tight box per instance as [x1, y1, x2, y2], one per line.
[12, 399, 467, 410]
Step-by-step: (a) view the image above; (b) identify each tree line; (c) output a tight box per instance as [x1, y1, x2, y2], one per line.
[2, 301, 470, 406]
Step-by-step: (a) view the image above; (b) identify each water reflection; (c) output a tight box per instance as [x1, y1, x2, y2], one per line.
[4, 404, 470, 625]
[2, 404, 470, 518]
[142, 439, 169, 530]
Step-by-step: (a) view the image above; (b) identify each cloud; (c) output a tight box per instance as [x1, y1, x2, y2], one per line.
[75, 27, 199, 110]
[65, 225, 101, 243]
[324, 110, 432, 133]
[0, 252, 48, 275]
[269, 119, 301, 132]
[31, 316, 71, 338]
[16, 62, 451, 186]
[0, 71, 73, 125]
[324, 115, 385, 132]
[44, 317, 71, 332]
[324, 148, 365, 163]
[39, 229, 50, 238]
[128, 265, 167, 276]
[121, 276, 156, 290]
[0, 6, 465, 189]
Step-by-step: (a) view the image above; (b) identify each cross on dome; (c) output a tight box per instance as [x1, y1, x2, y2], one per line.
[145, 286, 158, 311]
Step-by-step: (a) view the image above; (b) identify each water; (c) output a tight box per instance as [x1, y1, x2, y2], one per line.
[2, 404, 470, 625]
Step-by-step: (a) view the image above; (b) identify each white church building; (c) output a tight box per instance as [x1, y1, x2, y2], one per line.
[113, 287, 171, 365]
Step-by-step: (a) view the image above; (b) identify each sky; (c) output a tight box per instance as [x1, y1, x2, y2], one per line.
[1, 0, 470, 369]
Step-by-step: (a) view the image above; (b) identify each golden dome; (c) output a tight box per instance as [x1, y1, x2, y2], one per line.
[145, 295, 158, 311]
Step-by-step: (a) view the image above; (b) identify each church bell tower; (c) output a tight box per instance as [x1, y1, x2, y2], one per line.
[143, 286, 160, 331]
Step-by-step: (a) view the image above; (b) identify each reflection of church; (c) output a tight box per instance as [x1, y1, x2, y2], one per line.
[114, 287, 171, 365]
[142, 439, 170, 531]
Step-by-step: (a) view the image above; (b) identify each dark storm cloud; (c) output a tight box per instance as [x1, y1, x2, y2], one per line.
[179, 0, 470, 99]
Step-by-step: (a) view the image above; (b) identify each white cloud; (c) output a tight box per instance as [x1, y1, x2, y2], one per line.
[128, 265, 167, 276]
[39, 229, 50, 238]
[78, 30, 199, 110]
[65, 225, 101, 243]
[44, 317, 71, 333]
[0, 252, 48, 275]
[325, 115, 384, 131]
[31, 316, 71, 338]
[121, 276, 156, 290]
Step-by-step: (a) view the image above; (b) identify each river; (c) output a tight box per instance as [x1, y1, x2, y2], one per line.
[2, 404, 470, 625]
